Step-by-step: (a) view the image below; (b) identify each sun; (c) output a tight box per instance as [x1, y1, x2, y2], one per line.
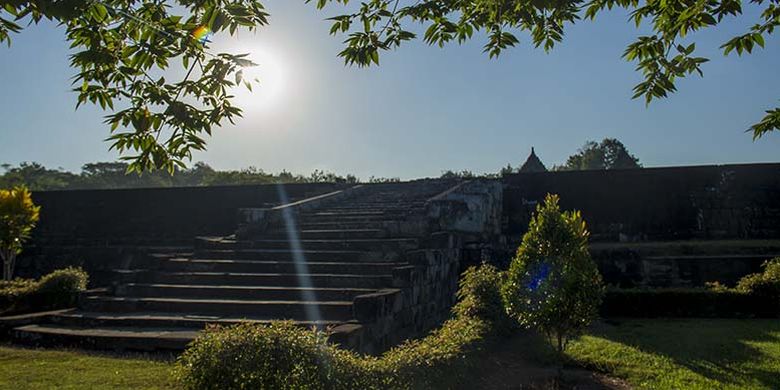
[230, 46, 288, 114]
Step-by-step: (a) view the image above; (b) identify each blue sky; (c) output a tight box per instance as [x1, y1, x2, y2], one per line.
[0, 1, 778, 180]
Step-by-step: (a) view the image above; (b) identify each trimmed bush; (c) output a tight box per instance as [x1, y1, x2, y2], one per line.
[0, 267, 88, 315]
[32, 267, 89, 308]
[603, 259, 780, 318]
[453, 264, 511, 331]
[175, 264, 505, 390]
[736, 257, 780, 316]
[174, 321, 367, 389]
[0, 278, 36, 311]
[502, 194, 604, 352]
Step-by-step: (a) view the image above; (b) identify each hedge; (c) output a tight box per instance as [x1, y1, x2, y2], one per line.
[0, 267, 88, 315]
[602, 257, 780, 318]
[174, 265, 511, 390]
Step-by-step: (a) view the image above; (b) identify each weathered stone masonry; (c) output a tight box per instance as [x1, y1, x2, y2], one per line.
[7, 163, 780, 352]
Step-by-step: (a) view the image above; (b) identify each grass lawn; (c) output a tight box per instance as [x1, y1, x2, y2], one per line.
[0, 319, 777, 389]
[0, 344, 175, 390]
[567, 319, 780, 390]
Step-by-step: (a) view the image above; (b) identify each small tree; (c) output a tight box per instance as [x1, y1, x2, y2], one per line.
[0, 186, 40, 281]
[502, 194, 603, 353]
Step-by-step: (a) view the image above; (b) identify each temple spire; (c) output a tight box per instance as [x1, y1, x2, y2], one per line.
[519, 147, 548, 172]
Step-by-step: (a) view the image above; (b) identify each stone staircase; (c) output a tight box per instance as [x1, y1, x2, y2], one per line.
[9, 180, 463, 352]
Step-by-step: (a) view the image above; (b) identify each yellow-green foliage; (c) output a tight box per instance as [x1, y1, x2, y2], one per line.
[174, 321, 361, 390]
[737, 257, 780, 292]
[0, 186, 40, 280]
[0, 267, 88, 315]
[0, 278, 37, 310]
[502, 194, 604, 352]
[736, 257, 780, 315]
[452, 263, 513, 335]
[175, 265, 504, 390]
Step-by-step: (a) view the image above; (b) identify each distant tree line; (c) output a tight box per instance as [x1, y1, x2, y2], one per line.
[1, 139, 641, 190]
[499, 138, 642, 175]
[0, 162, 403, 191]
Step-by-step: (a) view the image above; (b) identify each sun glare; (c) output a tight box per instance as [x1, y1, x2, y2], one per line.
[231, 46, 289, 114]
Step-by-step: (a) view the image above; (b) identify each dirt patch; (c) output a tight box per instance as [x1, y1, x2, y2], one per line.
[459, 333, 631, 390]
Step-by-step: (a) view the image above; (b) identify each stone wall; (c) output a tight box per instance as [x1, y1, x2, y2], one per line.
[589, 240, 780, 287]
[17, 183, 346, 281]
[503, 163, 780, 241]
[30, 183, 347, 244]
[330, 233, 463, 354]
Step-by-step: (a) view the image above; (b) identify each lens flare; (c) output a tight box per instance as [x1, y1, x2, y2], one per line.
[192, 26, 212, 44]
[527, 262, 551, 291]
[276, 183, 323, 325]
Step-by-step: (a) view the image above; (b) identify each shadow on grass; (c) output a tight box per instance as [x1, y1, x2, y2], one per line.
[459, 331, 630, 390]
[587, 319, 780, 389]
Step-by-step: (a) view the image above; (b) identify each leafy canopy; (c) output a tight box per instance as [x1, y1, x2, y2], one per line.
[1, 0, 777, 174]
[555, 138, 641, 171]
[501, 194, 603, 352]
[0, 0, 269, 173]
[313, 0, 780, 139]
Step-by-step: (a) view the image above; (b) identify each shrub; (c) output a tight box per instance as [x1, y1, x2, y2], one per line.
[453, 264, 511, 330]
[32, 267, 89, 308]
[502, 194, 604, 353]
[0, 186, 40, 281]
[379, 264, 504, 388]
[0, 278, 36, 311]
[602, 259, 780, 318]
[378, 314, 491, 389]
[0, 267, 88, 315]
[736, 257, 780, 316]
[175, 264, 505, 390]
[174, 321, 369, 390]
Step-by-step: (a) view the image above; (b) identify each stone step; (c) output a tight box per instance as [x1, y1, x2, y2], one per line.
[46, 311, 342, 329]
[589, 240, 780, 257]
[13, 324, 197, 351]
[317, 205, 424, 212]
[297, 216, 408, 225]
[160, 258, 405, 274]
[305, 206, 421, 213]
[643, 254, 780, 261]
[302, 210, 389, 217]
[297, 221, 397, 230]
[116, 283, 376, 301]
[80, 296, 355, 321]
[113, 270, 394, 288]
[195, 248, 384, 262]
[197, 238, 418, 252]
[267, 229, 388, 240]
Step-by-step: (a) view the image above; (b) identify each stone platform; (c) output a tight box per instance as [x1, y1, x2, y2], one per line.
[8, 180, 499, 354]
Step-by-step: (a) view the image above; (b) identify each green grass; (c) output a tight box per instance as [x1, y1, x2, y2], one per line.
[0, 345, 175, 389]
[567, 319, 780, 390]
[0, 319, 777, 389]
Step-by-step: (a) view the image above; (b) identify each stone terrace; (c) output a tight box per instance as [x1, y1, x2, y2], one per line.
[9, 180, 477, 353]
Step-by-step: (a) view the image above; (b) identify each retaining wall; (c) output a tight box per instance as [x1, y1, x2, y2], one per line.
[503, 163, 780, 241]
[16, 183, 346, 281]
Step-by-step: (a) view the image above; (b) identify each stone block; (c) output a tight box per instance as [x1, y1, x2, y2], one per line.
[353, 289, 401, 322]
[328, 324, 365, 352]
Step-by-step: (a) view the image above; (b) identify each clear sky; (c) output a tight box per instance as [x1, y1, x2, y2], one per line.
[1, 1, 778, 180]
